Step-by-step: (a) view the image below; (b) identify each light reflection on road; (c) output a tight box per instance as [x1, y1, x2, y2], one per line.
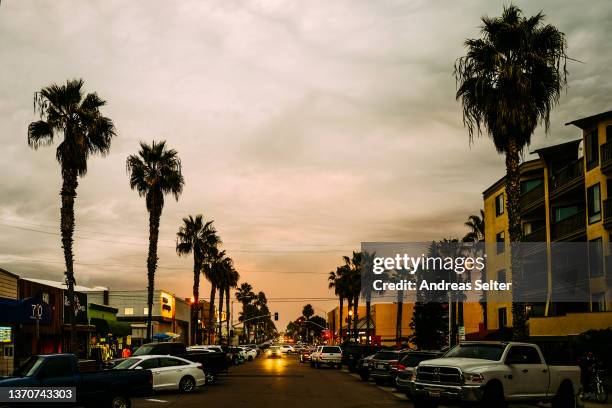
[263, 356, 286, 373]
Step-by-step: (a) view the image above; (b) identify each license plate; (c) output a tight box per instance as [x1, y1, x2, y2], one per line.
[376, 364, 385, 369]
[428, 390, 441, 398]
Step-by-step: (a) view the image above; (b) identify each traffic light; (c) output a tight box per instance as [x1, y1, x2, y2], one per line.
[274, 312, 279, 321]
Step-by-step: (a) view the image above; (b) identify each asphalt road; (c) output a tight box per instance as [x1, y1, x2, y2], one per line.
[132, 354, 407, 408]
[132, 354, 610, 408]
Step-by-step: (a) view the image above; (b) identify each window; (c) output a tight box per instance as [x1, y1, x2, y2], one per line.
[588, 183, 602, 224]
[139, 358, 160, 370]
[521, 179, 543, 194]
[143, 307, 148, 315]
[592, 293, 606, 312]
[159, 357, 188, 367]
[589, 238, 604, 278]
[498, 308, 507, 328]
[3, 345, 14, 359]
[124, 307, 134, 316]
[554, 205, 579, 223]
[41, 358, 73, 378]
[586, 130, 599, 170]
[496, 231, 505, 254]
[506, 346, 542, 365]
[495, 194, 504, 216]
[497, 269, 506, 284]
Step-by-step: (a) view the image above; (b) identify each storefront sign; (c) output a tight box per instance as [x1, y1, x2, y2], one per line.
[0, 326, 11, 343]
[63, 291, 88, 325]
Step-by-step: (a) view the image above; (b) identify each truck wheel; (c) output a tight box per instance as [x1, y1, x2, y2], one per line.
[110, 395, 131, 408]
[552, 382, 576, 408]
[413, 396, 438, 408]
[179, 375, 196, 393]
[479, 382, 506, 408]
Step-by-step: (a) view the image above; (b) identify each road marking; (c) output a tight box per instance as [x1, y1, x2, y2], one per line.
[145, 399, 168, 403]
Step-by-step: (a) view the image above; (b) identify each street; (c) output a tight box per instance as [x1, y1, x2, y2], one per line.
[132, 354, 611, 408]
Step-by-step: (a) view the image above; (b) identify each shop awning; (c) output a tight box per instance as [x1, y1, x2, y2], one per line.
[0, 296, 52, 325]
[90, 318, 132, 337]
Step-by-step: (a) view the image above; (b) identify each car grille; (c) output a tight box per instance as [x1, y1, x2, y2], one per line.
[416, 366, 462, 385]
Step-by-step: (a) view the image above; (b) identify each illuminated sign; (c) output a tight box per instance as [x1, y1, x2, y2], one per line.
[0, 326, 12, 343]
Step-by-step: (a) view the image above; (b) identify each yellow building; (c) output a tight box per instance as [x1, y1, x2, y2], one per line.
[482, 109, 612, 337]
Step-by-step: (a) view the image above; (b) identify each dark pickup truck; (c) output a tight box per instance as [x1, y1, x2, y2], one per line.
[132, 342, 230, 383]
[0, 353, 152, 408]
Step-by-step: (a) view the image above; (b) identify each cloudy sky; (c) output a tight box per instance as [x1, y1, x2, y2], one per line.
[0, 0, 610, 329]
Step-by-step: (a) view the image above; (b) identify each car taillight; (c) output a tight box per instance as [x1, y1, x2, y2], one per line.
[397, 364, 406, 370]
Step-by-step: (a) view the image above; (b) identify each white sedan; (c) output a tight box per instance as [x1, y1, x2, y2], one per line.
[279, 345, 295, 354]
[114, 355, 205, 393]
[238, 347, 257, 361]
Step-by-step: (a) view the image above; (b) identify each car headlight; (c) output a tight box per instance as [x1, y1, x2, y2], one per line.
[463, 372, 484, 384]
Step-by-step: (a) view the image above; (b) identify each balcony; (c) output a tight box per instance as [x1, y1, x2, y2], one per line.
[601, 143, 612, 174]
[521, 227, 547, 242]
[551, 211, 586, 241]
[520, 184, 545, 213]
[604, 198, 612, 229]
[549, 159, 584, 198]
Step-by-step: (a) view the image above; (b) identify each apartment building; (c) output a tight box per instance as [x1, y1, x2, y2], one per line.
[483, 109, 612, 337]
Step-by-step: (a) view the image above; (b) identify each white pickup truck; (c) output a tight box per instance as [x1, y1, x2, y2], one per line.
[412, 341, 580, 408]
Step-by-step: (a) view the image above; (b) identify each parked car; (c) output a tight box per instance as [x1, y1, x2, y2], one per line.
[342, 344, 380, 372]
[412, 341, 581, 408]
[357, 354, 377, 381]
[299, 348, 314, 363]
[0, 353, 152, 408]
[267, 346, 282, 358]
[238, 346, 257, 361]
[132, 342, 229, 384]
[369, 350, 405, 386]
[311, 346, 342, 369]
[113, 355, 205, 393]
[394, 351, 441, 398]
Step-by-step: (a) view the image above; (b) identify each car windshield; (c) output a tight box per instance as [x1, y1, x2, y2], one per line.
[400, 354, 436, 367]
[113, 358, 142, 369]
[133, 345, 154, 356]
[444, 344, 505, 361]
[322, 347, 341, 353]
[373, 351, 399, 361]
[14, 356, 44, 377]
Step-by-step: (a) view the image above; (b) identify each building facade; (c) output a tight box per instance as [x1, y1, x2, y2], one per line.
[0, 268, 19, 376]
[482, 110, 612, 337]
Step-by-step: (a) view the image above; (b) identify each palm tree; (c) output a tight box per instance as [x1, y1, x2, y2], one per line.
[126, 141, 184, 341]
[176, 215, 219, 345]
[327, 268, 344, 342]
[343, 252, 362, 342]
[360, 251, 378, 345]
[236, 282, 255, 341]
[454, 5, 568, 340]
[28, 79, 116, 350]
[254, 291, 268, 343]
[226, 267, 240, 346]
[217, 256, 234, 342]
[203, 249, 225, 344]
[463, 210, 485, 243]
[302, 304, 314, 342]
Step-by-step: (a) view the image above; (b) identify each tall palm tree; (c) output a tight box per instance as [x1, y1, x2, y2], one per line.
[28, 79, 116, 350]
[126, 141, 184, 341]
[236, 282, 255, 341]
[327, 268, 344, 342]
[462, 210, 485, 243]
[360, 251, 378, 345]
[254, 291, 268, 343]
[343, 252, 362, 342]
[302, 304, 314, 342]
[176, 215, 219, 345]
[203, 249, 225, 344]
[217, 256, 234, 342]
[454, 5, 568, 340]
[226, 267, 240, 346]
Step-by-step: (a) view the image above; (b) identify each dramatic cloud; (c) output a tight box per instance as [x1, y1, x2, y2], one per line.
[0, 0, 610, 327]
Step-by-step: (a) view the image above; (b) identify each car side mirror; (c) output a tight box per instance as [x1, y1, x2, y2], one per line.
[135, 366, 144, 370]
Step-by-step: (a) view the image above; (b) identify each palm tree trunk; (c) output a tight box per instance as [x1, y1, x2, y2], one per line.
[192, 259, 200, 345]
[60, 167, 78, 351]
[208, 285, 216, 344]
[218, 288, 225, 342]
[365, 299, 371, 345]
[338, 297, 344, 343]
[346, 297, 353, 342]
[226, 286, 230, 346]
[353, 295, 359, 342]
[505, 137, 527, 340]
[396, 296, 403, 345]
[146, 202, 161, 343]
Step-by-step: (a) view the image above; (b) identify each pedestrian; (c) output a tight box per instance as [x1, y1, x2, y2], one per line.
[121, 346, 132, 358]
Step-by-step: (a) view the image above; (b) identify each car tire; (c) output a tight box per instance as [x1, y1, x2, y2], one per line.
[359, 371, 369, 381]
[109, 395, 131, 408]
[179, 376, 196, 393]
[552, 382, 576, 408]
[478, 382, 506, 408]
[413, 396, 438, 408]
[248, 356, 254, 361]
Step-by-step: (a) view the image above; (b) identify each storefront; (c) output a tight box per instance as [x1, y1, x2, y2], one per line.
[88, 303, 132, 361]
[0, 268, 19, 376]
